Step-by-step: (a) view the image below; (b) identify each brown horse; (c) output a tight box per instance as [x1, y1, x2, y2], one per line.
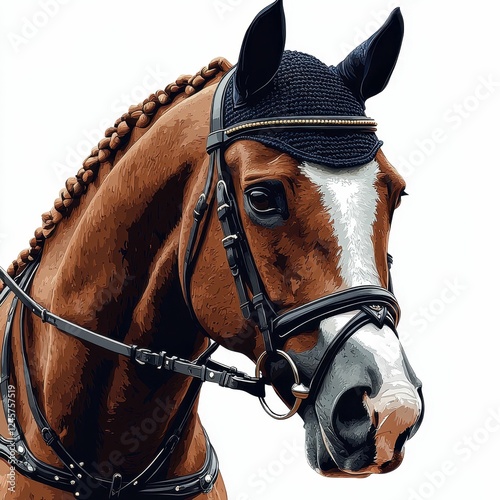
[0, 2, 423, 498]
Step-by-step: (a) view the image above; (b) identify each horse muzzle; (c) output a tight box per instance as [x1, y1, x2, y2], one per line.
[297, 318, 424, 476]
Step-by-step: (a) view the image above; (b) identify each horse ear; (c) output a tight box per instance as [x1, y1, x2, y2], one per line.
[337, 8, 404, 104]
[233, 0, 286, 108]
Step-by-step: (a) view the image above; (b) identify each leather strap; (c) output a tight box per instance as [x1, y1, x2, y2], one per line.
[1, 258, 40, 438]
[210, 69, 279, 354]
[207, 115, 377, 152]
[182, 153, 216, 319]
[0, 259, 220, 497]
[18, 301, 100, 492]
[272, 285, 400, 341]
[306, 309, 398, 402]
[0, 266, 265, 399]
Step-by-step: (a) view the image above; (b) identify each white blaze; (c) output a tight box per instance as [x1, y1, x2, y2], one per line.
[296, 160, 408, 390]
[299, 160, 380, 287]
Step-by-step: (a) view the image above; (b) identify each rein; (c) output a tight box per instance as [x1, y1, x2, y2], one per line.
[0, 266, 264, 398]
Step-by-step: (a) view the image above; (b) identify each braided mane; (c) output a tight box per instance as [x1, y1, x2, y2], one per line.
[0, 57, 232, 291]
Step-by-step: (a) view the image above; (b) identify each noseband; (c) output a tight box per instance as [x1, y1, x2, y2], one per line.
[183, 67, 401, 419]
[0, 66, 401, 498]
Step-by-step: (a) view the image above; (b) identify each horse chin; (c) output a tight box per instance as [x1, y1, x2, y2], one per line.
[302, 405, 405, 478]
[303, 405, 355, 478]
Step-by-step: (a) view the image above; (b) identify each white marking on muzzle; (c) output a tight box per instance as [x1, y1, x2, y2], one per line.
[319, 314, 408, 383]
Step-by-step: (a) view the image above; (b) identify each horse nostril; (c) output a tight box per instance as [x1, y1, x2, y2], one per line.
[334, 386, 371, 423]
[332, 386, 373, 451]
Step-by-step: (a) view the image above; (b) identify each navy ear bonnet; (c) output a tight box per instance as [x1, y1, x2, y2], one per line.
[220, 1, 404, 170]
[223, 50, 382, 169]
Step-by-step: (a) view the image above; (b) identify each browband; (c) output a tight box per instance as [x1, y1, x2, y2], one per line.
[207, 115, 377, 152]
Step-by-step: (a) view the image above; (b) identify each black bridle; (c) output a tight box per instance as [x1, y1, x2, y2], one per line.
[183, 67, 400, 418]
[0, 66, 401, 497]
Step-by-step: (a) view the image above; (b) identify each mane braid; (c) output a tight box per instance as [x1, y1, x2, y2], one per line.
[0, 58, 232, 291]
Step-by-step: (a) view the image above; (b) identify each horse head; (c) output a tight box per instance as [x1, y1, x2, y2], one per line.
[186, 0, 423, 476]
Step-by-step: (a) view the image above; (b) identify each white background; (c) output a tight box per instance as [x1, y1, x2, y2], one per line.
[0, 1, 498, 499]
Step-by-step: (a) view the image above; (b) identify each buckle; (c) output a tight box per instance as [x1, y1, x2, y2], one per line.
[134, 348, 151, 365]
[41, 427, 55, 445]
[221, 234, 238, 247]
[206, 130, 226, 152]
[164, 434, 180, 456]
[193, 194, 207, 220]
[134, 348, 163, 367]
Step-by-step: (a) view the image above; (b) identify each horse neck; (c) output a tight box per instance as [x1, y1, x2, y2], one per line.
[22, 83, 217, 476]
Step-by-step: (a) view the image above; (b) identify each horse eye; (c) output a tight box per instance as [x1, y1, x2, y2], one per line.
[248, 189, 275, 213]
[244, 181, 289, 227]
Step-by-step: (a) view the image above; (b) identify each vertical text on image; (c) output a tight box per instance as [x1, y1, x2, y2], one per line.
[6, 385, 17, 493]
[406, 405, 500, 500]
